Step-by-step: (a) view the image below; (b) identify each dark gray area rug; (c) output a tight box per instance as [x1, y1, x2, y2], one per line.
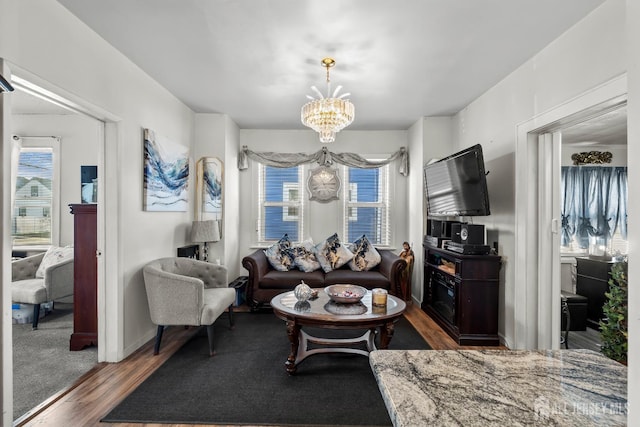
[102, 311, 430, 426]
[12, 302, 97, 420]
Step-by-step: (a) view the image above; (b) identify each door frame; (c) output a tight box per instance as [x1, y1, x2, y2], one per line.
[514, 73, 627, 349]
[1, 59, 122, 423]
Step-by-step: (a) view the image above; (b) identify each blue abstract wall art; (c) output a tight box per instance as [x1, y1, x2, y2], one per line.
[202, 158, 223, 216]
[143, 129, 189, 211]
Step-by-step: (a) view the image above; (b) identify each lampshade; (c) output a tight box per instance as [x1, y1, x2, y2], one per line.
[191, 220, 220, 243]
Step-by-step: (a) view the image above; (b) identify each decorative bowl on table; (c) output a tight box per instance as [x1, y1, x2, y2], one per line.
[324, 284, 367, 304]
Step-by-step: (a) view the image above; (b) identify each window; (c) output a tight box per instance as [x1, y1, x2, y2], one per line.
[560, 166, 628, 256]
[343, 165, 390, 245]
[258, 164, 303, 242]
[12, 139, 60, 247]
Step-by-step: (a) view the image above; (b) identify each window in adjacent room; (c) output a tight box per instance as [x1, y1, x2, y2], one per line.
[560, 166, 628, 256]
[258, 164, 304, 242]
[12, 144, 58, 247]
[343, 164, 390, 245]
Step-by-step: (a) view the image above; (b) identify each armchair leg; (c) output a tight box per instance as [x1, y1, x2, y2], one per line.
[206, 324, 215, 357]
[153, 325, 164, 355]
[228, 305, 235, 329]
[32, 304, 41, 330]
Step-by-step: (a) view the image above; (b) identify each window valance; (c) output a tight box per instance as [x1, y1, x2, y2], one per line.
[238, 146, 409, 176]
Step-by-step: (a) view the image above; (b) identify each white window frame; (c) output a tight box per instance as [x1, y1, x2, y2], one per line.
[12, 137, 61, 250]
[257, 163, 305, 243]
[342, 162, 391, 246]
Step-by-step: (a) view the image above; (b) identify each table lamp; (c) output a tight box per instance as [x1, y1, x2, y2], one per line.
[190, 219, 220, 261]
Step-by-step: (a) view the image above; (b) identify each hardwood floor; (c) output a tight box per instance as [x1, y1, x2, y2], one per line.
[17, 303, 506, 427]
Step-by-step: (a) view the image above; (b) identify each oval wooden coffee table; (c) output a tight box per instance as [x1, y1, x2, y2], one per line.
[271, 289, 406, 374]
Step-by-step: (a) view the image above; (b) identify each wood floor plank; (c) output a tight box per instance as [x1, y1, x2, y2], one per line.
[18, 303, 506, 427]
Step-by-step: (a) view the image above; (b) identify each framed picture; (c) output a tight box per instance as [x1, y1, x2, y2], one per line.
[143, 128, 189, 211]
[195, 157, 223, 221]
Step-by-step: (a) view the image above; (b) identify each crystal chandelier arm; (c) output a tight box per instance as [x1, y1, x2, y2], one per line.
[310, 86, 324, 99]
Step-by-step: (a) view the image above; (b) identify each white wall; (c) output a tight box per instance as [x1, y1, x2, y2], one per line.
[223, 116, 241, 279]
[12, 114, 101, 245]
[452, 0, 627, 347]
[238, 129, 409, 263]
[193, 113, 242, 278]
[0, 0, 195, 377]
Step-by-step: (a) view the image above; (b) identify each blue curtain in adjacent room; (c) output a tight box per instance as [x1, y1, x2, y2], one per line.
[561, 166, 627, 248]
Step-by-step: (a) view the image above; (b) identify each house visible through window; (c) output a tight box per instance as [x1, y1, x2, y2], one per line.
[343, 165, 390, 245]
[258, 164, 303, 242]
[12, 148, 55, 246]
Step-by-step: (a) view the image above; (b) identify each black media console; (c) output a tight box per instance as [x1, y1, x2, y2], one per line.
[422, 242, 502, 346]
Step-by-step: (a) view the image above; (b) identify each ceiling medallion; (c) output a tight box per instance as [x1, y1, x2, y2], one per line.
[301, 57, 355, 143]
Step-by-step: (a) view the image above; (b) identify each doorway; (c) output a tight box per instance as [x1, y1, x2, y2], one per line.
[514, 74, 627, 350]
[9, 84, 101, 422]
[1, 61, 118, 424]
[557, 106, 627, 351]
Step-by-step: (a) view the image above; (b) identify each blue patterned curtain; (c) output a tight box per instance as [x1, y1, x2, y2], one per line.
[561, 166, 627, 248]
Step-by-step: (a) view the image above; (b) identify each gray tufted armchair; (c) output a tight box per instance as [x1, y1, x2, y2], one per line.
[11, 252, 74, 329]
[143, 257, 235, 356]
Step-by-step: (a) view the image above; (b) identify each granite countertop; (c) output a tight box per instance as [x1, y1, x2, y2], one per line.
[370, 349, 627, 427]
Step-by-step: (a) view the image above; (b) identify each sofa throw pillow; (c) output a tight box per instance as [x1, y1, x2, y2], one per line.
[313, 233, 353, 273]
[35, 245, 74, 278]
[263, 234, 294, 271]
[348, 235, 381, 271]
[288, 239, 321, 273]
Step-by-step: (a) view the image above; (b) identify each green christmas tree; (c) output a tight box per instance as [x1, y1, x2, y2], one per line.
[599, 260, 628, 364]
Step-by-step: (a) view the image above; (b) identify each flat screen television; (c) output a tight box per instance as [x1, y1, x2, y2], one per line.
[423, 144, 491, 217]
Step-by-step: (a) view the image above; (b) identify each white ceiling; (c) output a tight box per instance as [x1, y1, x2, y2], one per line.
[51, 0, 606, 131]
[562, 106, 627, 147]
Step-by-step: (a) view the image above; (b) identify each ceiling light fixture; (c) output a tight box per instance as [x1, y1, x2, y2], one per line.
[301, 57, 354, 143]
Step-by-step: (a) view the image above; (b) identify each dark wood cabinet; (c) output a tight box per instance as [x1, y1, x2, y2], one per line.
[422, 244, 501, 346]
[69, 204, 98, 351]
[576, 257, 617, 330]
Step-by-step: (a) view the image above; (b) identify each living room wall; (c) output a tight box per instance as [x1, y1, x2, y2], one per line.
[451, 0, 627, 348]
[237, 129, 410, 262]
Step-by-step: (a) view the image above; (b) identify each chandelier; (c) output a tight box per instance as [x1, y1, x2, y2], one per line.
[301, 57, 355, 143]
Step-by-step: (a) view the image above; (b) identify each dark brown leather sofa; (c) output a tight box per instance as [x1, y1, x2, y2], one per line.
[242, 248, 406, 309]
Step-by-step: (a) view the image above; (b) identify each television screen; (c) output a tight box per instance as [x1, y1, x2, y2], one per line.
[423, 144, 490, 217]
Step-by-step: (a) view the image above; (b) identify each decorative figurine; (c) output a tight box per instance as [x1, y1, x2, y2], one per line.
[294, 281, 313, 302]
[398, 242, 414, 301]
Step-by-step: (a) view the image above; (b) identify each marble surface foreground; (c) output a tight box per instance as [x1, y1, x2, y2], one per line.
[370, 349, 627, 427]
